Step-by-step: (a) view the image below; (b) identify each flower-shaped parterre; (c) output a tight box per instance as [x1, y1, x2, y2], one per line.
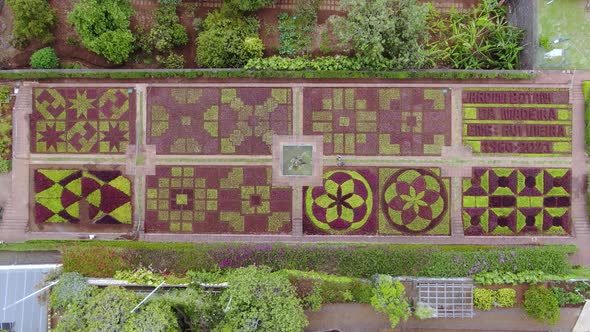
[306, 170, 373, 234]
[383, 169, 448, 233]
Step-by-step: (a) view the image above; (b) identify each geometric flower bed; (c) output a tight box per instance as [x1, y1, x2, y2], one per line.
[303, 168, 378, 235]
[462, 88, 571, 156]
[144, 166, 292, 234]
[30, 88, 136, 153]
[146, 88, 292, 155]
[463, 168, 572, 236]
[303, 88, 451, 156]
[379, 168, 450, 235]
[34, 169, 132, 225]
[303, 167, 450, 235]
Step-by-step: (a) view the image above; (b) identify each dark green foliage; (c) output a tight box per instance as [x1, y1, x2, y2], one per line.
[551, 286, 586, 307]
[157, 0, 182, 4]
[121, 302, 180, 332]
[29, 47, 59, 69]
[330, 0, 429, 69]
[427, 0, 523, 69]
[6, 0, 56, 44]
[524, 285, 560, 325]
[196, 7, 264, 68]
[582, 82, 590, 155]
[0, 86, 10, 104]
[155, 288, 224, 331]
[156, 53, 185, 69]
[0, 69, 535, 80]
[278, 0, 320, 56]
[144, 5, 188, 54]
[371, 275, 410, 328]
[50, 272, 97, 311]
[225, 0, 276, 11]
[59, 243, 575, 279]
[67, 0, 135, 64]
[473, 270, 545, 285]
[217, 266, 308, 331]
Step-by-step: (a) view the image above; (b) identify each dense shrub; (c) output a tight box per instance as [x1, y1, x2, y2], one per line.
[29, 47, 59, 69]
[157, 0, 182, 4]
[524, 285, 560, 325]
[6, 0, 56, 45]
[121, 302, 180, 332]
[473, 288, 495, 311]
[216, 266, 308, 331]
[141, 4, 188, 55]
[225, 0, 276, 11]
[330, 0, 429, 69]
[427, 0, 523, 69]
[414, 302, 436, 319]
[551, 286, 586, 307]
[196, 7, 264, 68]
[60, 243, 575, 278]
[67, 0, 135, 64]
[495, 288, 516, 308]
[371, 275, 410, 328]
[50, 272, 97, 311]
[473, 270, 545, 285]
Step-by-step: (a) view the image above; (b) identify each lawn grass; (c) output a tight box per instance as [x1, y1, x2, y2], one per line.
[538, 0, 590, 69]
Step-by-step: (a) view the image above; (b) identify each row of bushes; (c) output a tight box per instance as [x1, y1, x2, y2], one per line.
[0, 69, 535, 81]
[58, 242, 576, 278]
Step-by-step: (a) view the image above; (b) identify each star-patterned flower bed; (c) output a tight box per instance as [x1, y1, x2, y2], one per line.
[144, 166, 292, 234]
[33, 168, 133, 228]
[462, 168, 572, 236]
[379, 168, 450, 235]
[303, 88, 451, 156]
[303, 167, 449, 236]
[147, 88, 292, 155]
[31, 88, 135, 154]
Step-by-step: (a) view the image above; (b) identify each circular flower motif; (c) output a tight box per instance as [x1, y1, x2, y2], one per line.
[306, 170, 373, 234]
[382, 169, 448, 234]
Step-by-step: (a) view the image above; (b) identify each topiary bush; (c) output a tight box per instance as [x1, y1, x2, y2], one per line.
[30, 47, 59, 69]
[524, 285, 560, 325]
[196, 6, 264, 68]
[473, 288, 495, 311]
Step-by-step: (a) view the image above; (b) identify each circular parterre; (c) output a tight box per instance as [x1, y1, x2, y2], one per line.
[382, 168, 448, 234]
[305, 170, 373, 234]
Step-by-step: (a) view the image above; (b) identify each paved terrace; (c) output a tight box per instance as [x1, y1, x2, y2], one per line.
[1, 71, 589, 262]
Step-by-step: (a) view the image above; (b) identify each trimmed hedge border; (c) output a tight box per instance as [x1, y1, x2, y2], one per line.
[50, 241, 576, 278]
[0, 69, 535, 81]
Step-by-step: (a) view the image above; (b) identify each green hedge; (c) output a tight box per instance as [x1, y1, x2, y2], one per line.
[55, 242, 576, 278]
[583, 81, 590, 155]
[0, 69, 535, 81]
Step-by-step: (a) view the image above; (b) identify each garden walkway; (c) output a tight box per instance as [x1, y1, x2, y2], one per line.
[1, 71, 590, 264]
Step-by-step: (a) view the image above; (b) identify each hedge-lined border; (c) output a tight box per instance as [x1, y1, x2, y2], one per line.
[0, 69, 535, 81]
[55, 242, 576, 278]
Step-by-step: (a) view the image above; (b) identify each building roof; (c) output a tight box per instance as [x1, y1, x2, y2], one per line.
[0, 264, 59, 332]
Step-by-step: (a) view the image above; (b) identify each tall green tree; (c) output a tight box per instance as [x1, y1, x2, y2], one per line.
[67, 0, 135, 64]
[215, 266, 308, 331]
[330, 0, 429, 69]
[6, 0, 56, 44]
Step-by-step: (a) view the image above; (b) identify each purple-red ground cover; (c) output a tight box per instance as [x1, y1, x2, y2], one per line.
[463, 168, 572, 236]
[34, 169, 132, 225]
[303, 167, 450, 235]
[144, 166, 292, 233]
[30, 88, 136, 153]
[146, 87, 292, 155]
[303, 88, 451, 156]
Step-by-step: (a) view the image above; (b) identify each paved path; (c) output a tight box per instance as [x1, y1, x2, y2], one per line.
[2, 73, 590, 264]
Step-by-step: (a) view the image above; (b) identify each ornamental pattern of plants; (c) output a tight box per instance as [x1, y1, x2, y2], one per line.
[34, 169, 132, 225]
[463, 168, 572, 236]
[303, 167, 449, 235]
[31, 88, 135, 153]
[145, 166, 292, 234]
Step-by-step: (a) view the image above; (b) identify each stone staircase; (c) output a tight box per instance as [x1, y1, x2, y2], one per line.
[0, 85, 32, 239]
